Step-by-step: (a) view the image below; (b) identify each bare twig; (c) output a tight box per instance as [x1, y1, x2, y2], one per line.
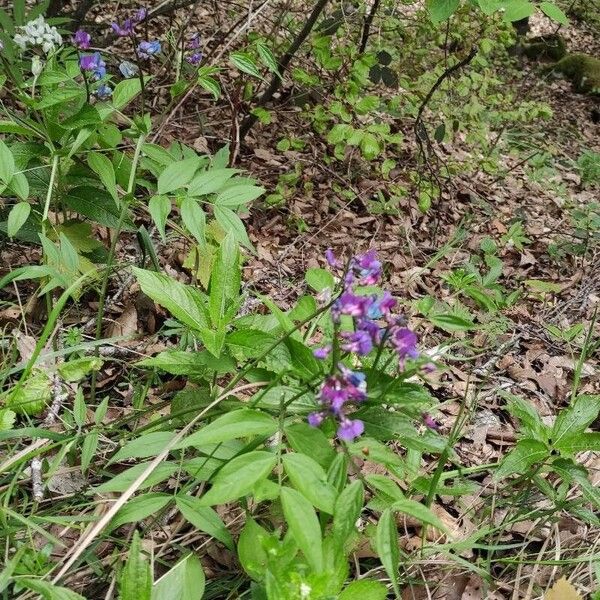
[359, 0, 381, 54]
[238, 0, 331, 140]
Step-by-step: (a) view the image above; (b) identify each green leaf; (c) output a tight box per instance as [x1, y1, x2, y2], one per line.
[109, 432, 176, 464]
[0, 140, 15, 184]
[209, 233, 240, 326]
[198, 74, 221, 99]
[284, 422, 336, 469]
[58, 356, 103, 382]
[237, 518, 270, 580]
[8, 172, 29, 200]
[339, 580, 388, 600]
[428, 312, 475, 331]
[7, 202, 31, 238]
[135, 350, 214, 378]
[426, 0, 460, 22]
[391, 498, 448, 532]
[94, 462, 177, 493]
[148, 195, 171, 242]
[132, 267, 209, 332]
[214, 206, 253, 250]
[175, 495, 234, 549]
[305, 268, 335, 292]
[158, 158, 201, 194]
[88, 151, 118, 204]
[175, 408, 278, 450]
[333, 480, 364, 549]
[36, 85, 85, 109]
[111, 493, 172, 529]
[112, 78, 143, 110]
[359, 132, 381, 160]
[215, 184, 265, 207]
[348, 438, 403, 468]
[0, 408, 16, 432]
[503, 392, 547, 441]
[152, 553, 204, 600]
[552, 395, 600, 449]
[6, 370, 51, 415]
[187, 168, 239, 196]
[19, 579, 85, 600]
[256, 42, 280, 75]
[199, 451, 276, 505]
[119, 531, 152, 600]
[503, 0, 535, 22]
[553, 432, 600, 454]
[539, 1, 568, 24]
[375, 508, 399, 596]
[494, 439, 549, 480]
[282, 452, 338, 513]
[230, 51, 263, 78]
[63, 186, 134, 230]
[181, 197, 207, 247]
[280, 486, 323, 572]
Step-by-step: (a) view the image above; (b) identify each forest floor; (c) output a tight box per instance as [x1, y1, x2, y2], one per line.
[2, 2, 600, 599]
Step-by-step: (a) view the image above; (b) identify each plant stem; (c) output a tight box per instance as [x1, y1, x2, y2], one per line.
[42, 154, 60, 233]
[90, 134, 146, 401]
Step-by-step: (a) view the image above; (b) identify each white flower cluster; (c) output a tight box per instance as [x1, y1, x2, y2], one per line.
[13, 15, 63, 54]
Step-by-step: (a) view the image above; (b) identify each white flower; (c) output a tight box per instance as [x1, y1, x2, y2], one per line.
[31, 55, 44, 77]
[13, 15, 63, 54]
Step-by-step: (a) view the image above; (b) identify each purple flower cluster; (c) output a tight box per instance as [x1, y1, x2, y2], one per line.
[308, 249, 421, 442]
[186, 32, 203, 66]
[74, 30, 113, 98]
[111, 8, 147, 37]
[308, 366, 367, 442]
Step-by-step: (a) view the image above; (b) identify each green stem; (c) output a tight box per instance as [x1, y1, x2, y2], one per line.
[90, 134, 146, 401]
[42, 154, 60, 233]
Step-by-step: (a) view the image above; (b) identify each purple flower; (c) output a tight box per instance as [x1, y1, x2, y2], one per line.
[308, 412, 324, 427]
[95, 83, 113, 99]
[73, 29, 91, 50]
[333, 291, 372, 319]
[325, 248, 340, 268]
[338, 418, 364, 441]
[138, 40, 161, 59]
[186, 51, 203, 66]
[367, 291, 396, 319]
[79, 52, 106, 80]
[357, 318, 382, 345]
[313, 346, 331, 359]
[341, 329, 373, 355]
[187, 32, 201, 50]
[355, 249, 382, 285]
[391, 327, 419, 362]
[134, 8, 147, 22]
[112, 18, 135, 37]
[422, 413, 439, 430]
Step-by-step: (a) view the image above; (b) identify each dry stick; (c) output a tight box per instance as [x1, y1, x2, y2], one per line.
[50, 381, 265, 583]
[238, 0, 331, 140]
[359, 0, 381, 54]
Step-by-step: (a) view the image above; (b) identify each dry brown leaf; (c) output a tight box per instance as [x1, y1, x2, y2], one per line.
[107, 304, 138, 338]
[544, 577, 582, 600]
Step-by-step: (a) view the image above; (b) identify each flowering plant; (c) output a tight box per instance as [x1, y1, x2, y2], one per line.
[306, 249, 434, 442]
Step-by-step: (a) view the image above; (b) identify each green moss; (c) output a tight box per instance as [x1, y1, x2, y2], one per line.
[523, 34, 566, 61]
[546, 53, 600, 94]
